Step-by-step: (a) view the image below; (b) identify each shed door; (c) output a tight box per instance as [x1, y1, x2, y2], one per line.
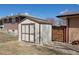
[52, 27, 66, 42]
[21, 24, 35, 43]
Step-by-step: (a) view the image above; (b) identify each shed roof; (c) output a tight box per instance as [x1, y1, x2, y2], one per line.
[19, 15, 53, 24]
[56, 12, 79, 17]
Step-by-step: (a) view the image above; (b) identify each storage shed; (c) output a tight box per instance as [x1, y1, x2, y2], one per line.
[18, 15, 52, 44]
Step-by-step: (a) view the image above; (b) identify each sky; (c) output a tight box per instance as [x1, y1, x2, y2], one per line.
[0, 4, 79, 19]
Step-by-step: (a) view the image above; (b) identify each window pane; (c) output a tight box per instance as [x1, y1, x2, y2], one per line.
[26, 25, 29, 33]
[25, 34, 29, 41]
[22, 25, 25, 33]
[30, 25, 34, 33]
[30, 35, 34, 42]
[22, 34, 25, 41]
[12, 19, 16, 23]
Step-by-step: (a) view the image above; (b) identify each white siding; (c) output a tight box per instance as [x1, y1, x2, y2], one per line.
[18, 19, 52, 44]
[35, 24, 40, 43]
[18, 19, 40, 43]
[40, 24, 52, 44]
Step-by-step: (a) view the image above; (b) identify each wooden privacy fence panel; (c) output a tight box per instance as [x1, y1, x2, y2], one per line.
[52, 26, 66, 42]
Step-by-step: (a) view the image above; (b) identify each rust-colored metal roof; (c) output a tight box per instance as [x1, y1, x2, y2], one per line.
[57, 12, 79, 17]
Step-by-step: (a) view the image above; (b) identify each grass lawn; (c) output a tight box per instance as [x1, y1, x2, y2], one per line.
[0, 32, 70, 55]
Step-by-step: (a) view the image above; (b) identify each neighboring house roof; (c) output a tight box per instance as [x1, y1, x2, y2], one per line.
[0, 14, 53, 25]
[45, 20, 54, 24]
[56, 12, 79, 17]
[0, 14, 26, 19]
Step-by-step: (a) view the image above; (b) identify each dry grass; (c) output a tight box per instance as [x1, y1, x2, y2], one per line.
[0, 41, 66, 55]
[0, 32, 68, 55]
[0, 32, 78, 55]
[0, 32, 17, 43]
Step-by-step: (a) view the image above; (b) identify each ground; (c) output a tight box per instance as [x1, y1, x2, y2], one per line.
[0, 32, 79, 55]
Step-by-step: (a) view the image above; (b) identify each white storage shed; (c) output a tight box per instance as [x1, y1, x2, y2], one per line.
[18, 15, 53, 44]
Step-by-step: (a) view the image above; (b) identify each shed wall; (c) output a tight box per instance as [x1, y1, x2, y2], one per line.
[18, 19, 40, 43]
[18, 19, 52, 44]
[40, 24, 52, 44]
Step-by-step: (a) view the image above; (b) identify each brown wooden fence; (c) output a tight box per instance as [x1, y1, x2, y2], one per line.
[52, 26, 66, 42]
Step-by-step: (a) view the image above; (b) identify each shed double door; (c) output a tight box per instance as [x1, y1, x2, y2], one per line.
[21, 24, 35, 43]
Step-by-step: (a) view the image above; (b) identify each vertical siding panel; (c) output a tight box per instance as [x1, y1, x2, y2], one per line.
[21, 24, 22, 41]
[29, 25, 30, 42]
[39, 24, 41, 44]
[34, 24, 35, 43]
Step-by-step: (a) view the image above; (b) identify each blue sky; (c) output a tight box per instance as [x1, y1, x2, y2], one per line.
[0, 4, 79, 19]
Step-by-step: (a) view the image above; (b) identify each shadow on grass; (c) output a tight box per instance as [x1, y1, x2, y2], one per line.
[32, 45, 70, 55]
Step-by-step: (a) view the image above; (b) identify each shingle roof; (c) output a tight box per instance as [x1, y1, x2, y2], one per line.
[0, 14, 26, 19]
[0, 14, 53, 25]
[19, 15, 53, 24]
[57, 12, 79, 17]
